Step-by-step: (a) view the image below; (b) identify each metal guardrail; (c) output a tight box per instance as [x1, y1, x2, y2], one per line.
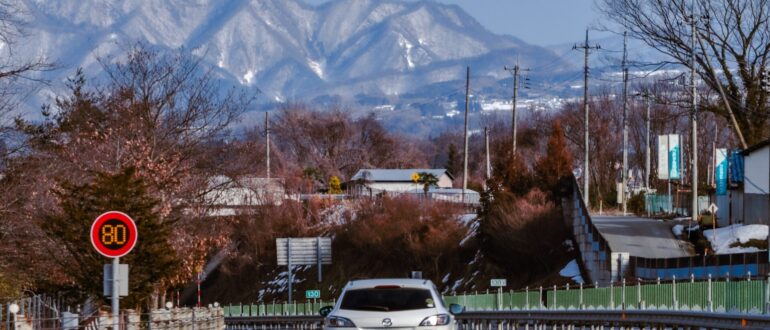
[226, 315, 323, 329]
[224, 310, 770, 329]
[455, 310, 770, 329]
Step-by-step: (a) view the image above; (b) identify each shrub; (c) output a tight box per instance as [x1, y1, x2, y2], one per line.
[478, 189, 571, 280]
[331, 196, 469, 286]
[627, 191, 646, 215]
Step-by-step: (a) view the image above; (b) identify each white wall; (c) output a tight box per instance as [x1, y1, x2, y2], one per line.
[437, 175, 453, 188]
[368, 182, 424, 192]
[744, 147, 770, 194]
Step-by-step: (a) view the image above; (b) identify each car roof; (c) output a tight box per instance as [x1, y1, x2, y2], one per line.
[345, 278, 435, 289]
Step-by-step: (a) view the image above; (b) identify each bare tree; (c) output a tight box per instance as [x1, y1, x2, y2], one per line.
[600, 0, 770, 145]
[0, 1, 52, 151]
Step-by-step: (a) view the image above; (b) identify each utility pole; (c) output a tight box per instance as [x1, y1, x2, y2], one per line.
[484, 127, 491, 179]
[574, 29, 600, 207]
[265, 112, 271, 180]
[504, 64, 519, 159]
[644, 95, 651, 190]
[621, 30, 629, 216]
[462, 66, 470, 204]
[690, 6, 699, 230]
[634, 91, 654, 192]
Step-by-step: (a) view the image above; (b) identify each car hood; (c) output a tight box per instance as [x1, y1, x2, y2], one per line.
[332, 308, 441, 328]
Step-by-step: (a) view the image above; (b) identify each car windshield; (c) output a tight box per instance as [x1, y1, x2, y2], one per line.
[340, 288, 436, 312]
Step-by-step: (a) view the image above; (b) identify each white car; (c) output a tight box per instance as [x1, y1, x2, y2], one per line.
[320, 278, 464, 330]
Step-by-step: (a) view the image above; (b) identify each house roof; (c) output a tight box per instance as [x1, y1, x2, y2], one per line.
[350, 169, 452, 182]
[742, 139, 770, 156]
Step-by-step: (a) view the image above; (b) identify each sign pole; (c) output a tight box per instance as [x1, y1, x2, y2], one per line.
[317, 237, 322, 283]
[90, 211, 137, 330]
[197, 274, 201, 307]
[287, 237, 292, 305]
[112, 257, 119, 330]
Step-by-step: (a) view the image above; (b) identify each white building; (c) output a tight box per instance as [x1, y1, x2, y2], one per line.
[201, 175, 285, 216]
[348, 168, 479, 205]
[350, 169, 454, 193]
[740, 139, 770, 225]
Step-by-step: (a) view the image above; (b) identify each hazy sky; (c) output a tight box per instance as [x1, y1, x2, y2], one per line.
[300, 0, 612, 46]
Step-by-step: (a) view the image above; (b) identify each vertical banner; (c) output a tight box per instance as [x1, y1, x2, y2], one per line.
[668, 134, 681, 180]
[715, 148, 727, 195]
[657, 135, 669, 180]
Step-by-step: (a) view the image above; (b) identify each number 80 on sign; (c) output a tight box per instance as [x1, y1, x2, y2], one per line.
[90, 211, 138, 258]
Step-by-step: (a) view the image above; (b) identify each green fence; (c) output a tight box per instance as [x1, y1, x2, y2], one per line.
[224, 279, 770, 317]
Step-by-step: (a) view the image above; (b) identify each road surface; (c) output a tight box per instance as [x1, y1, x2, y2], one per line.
[592, 215, 693, 258]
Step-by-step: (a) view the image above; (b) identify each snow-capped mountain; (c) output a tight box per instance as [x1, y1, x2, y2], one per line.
[14, 0, 577, 113]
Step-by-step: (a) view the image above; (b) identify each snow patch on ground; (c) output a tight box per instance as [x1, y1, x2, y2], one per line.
[459, 214, 478, 247]
[559, 259, 584, 284]
[703, 224, 768, 254]
[672, 224, 684, 236]
[320, 202, 350, 226]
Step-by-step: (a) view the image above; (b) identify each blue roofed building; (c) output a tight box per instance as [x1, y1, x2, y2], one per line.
[350, 169, 454, 192]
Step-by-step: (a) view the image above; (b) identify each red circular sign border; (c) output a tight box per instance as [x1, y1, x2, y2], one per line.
[90, 211, 138, 258]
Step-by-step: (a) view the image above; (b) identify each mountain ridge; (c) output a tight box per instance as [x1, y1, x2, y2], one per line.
[13, 0, 648, 136]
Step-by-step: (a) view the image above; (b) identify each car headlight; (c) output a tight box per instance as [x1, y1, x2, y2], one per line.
[419, 314, 451, 326]
[326, 315, 356, 327]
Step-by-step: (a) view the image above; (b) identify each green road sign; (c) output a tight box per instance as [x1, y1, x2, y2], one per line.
[490, 279, 507, 287]
[306, 290, 321, 299]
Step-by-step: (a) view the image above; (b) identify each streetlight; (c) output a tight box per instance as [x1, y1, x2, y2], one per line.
[9, 303, 19, 330]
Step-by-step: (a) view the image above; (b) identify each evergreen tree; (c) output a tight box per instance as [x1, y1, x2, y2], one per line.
[41, 168, 178, 309]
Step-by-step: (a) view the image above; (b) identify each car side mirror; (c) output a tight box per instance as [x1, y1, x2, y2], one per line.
[449, 304, 464, 315]
[319, 306, 333, 317]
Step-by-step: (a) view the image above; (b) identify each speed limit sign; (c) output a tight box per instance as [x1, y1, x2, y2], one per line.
[90, 211, 138, 258]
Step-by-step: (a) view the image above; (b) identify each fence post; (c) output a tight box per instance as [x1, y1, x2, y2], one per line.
[708, 274, 714, 313]
[609, 281, 614, 310]
[621, 278, 626, 310]
[637, 280, 643, 310]
[579, 283, 583, 310]
[553, 285, 557, 310]
[672, 275, 678, 311]
[539, 287, 543, 309]
[525, 287, 529, 310]
[765, 275, 770, 315]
